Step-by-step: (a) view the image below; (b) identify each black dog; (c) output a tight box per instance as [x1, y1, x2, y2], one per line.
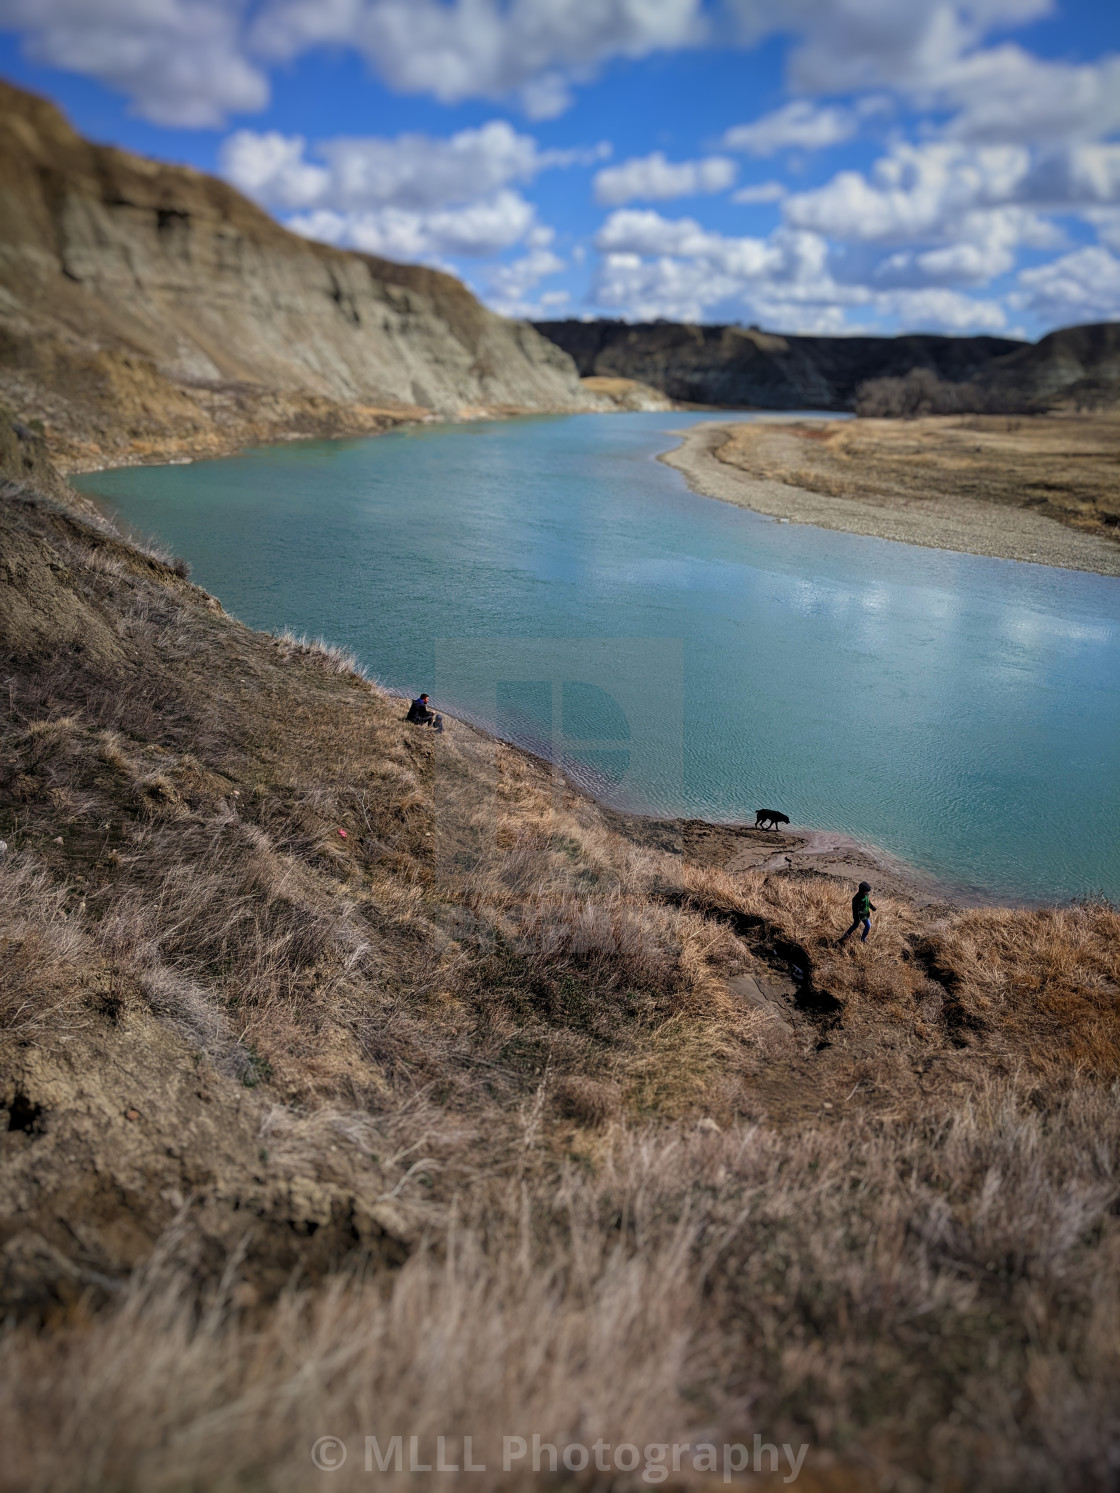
[755, 809, 790, 831]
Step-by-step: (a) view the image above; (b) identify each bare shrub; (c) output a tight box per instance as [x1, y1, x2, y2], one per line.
[855, 366, 1023, 418]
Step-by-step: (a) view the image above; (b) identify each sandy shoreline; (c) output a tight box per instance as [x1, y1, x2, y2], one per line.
[661, 420, 1120, 577]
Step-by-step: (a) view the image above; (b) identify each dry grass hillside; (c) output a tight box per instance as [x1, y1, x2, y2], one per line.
[2, 448, 1119, 1489]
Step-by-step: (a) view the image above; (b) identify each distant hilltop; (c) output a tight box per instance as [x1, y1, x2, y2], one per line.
[533, 318, 1120, 415]
[0, 79, 586, 469]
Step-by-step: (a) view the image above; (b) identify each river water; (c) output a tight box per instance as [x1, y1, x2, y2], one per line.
[76, 412, 1120, 903]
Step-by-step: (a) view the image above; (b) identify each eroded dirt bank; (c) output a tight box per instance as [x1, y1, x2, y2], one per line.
[663, 413, 1120, 576]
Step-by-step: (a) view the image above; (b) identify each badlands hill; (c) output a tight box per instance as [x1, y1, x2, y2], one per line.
[535, 316, 1120, 413]
[968, 320, 1120, 410]
[0, 80, 585, 469]
[533, 317, 1022, 410]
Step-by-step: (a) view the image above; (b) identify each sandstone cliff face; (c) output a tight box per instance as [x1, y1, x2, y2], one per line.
[0, 81, 585, 469]
[533, 319, 1023, 411]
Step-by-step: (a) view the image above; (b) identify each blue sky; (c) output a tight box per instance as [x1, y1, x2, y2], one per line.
[2, 0, 1119, 337]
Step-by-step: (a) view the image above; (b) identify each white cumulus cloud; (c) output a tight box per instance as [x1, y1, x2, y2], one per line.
[250, 0, 705, 118]
[593, 152, 736, 205]
[785, 143, 1034, 242]
[731, 181, 787, 204]
[723, 100, 861, 156]
[286, 189, 537, 261]
[589, 204, 1010, 332]
[0, 0, 267, 127]
[933, 45, 1120, 145]
[592, 210, 851, 324]
[781, 139, 1113, 293]
[729, 0, 1052, 96]
[220, 119, 595, 261]
[880, 287, 1007, 331]
[1013, 246, 1120, 325]
[221, 119, 566, 212]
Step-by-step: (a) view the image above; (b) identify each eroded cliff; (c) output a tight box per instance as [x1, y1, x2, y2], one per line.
[0, 81, 586, 469]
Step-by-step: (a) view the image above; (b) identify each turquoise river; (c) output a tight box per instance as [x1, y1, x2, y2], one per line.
[76, 411, 1120, 904]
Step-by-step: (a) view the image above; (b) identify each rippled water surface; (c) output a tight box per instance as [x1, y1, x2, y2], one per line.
[76, 412, 1120, 902]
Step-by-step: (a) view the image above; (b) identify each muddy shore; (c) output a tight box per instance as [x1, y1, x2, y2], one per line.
[606, 806, 958, 901]
[446, 710, 983, 909]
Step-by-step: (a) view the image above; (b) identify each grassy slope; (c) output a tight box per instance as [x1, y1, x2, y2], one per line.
[1, 449, 1119, 1490]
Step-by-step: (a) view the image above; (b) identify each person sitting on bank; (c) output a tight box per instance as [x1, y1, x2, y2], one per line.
[838, 881, 877, 944]
[406, 693, 434, 725]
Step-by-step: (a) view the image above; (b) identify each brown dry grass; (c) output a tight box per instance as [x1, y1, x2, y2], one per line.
[2, 1090, 1118, 1492]
[711, 412, 1120, 542]
[2, 477, 1120, 1489]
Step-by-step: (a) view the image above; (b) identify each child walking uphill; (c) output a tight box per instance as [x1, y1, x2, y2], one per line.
[839, 882, 876, 945]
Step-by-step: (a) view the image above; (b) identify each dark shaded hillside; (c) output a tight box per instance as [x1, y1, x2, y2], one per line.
[979, 321, 1120, 409]
[533, 319, 1023, 410]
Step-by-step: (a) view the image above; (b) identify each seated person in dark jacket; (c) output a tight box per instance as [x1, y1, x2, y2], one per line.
[406, 693, 434, 725]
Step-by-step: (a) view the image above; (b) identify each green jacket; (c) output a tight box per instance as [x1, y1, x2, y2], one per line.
[853, 891, 874, 920]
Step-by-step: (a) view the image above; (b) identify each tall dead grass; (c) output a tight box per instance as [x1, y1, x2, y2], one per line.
[2, 1085, 1118, 1492]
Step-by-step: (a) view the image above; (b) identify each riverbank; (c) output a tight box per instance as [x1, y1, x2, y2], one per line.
[60, 379, 681, 476]
[6, 448, 1120, 1489]
[486, 737, 962, 907]
[662, 414, 1120, 576]
[377, 678, 954, 909]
